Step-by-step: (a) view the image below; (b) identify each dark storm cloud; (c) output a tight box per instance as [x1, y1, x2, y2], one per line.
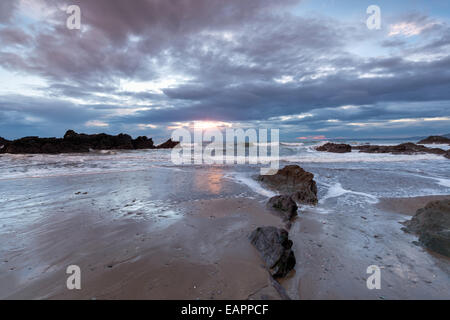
[129, 54, 450, 123]
[0, 0, 449, 138]
[0, 95, 102, 124]
[0, 0, 17, 23]
[0, 27, 31, 46]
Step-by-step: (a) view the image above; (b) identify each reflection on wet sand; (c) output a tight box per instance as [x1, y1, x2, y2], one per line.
[194, 167, 224, 195]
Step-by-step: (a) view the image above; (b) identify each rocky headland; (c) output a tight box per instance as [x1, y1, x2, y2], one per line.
[0, 130, 179, 154]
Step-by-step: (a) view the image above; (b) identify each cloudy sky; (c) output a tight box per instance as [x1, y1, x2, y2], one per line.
[0, 0, 449, 141]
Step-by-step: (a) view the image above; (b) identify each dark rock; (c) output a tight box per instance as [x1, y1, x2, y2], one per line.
[249, 226, 296, 278]
[63, 130, 134, 150]
[0, 130, 161, 154]
[418, 135, 450, 145]
[258, 165, 318, 205]
[316, 142, 351, 153]
[156, 138, 180, 149]
[266, 195, 298, 221]
[0, 137, 10, 150]
[0, 136, 88, 154]
[403, 199, 450, 257]
[132, 136, 154, 149]
[353, 142, 447, 157]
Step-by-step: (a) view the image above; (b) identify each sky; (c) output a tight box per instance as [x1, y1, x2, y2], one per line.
[0, 0, 449, 141]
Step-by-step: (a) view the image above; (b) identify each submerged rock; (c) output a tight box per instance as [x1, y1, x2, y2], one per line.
[403, 199, 450, 257]
[249, 226, 296, 278]
[418, 136, 450, 145]
[266, 195, 298, 221]
[258, 165, 318, 205]
[316, 142, 352, 153]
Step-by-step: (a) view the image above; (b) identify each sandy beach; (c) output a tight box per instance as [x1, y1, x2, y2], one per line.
[0, 168, 286, 299]
[1, 161, 449, 300]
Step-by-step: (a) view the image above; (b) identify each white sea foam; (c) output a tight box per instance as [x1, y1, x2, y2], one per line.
[253, 142, 280, 147]
[280, 152, 446, 163]
[225, 173, 276, 198]
[0, 141, 448, 180]
[320, 182, 378, 204]
[408, 173, 450, 188]
[419, 144, 450, 151]
[280, 142, 304, 147]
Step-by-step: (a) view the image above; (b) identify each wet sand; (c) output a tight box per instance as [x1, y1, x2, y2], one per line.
[1, 167, 449, 299]
[376, 195, 450, 216]
[0, 169, 286, 299]
[282, 194, 450, 300]
[1, 198, 285, 299]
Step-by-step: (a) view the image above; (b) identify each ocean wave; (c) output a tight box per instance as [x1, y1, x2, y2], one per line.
[281, 152, 446, 163]
[280, 142, 304, 147]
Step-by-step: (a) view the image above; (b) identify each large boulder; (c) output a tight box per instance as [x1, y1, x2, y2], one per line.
[266, 195, 298, 221]
[418, 136, 450, 145]
[316, 142, 351, 153]
[403, 199, 450, 257]
[258, 165, 318, 205]
[249, 226, 296, 278]
[156, 138, 180, 149]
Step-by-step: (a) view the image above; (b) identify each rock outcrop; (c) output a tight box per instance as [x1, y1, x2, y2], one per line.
[155, 138, 180, 149]
[249, 226, 296, 278]
[258, 165, 318, 205]
[0, 137, 9, 147]
[403, 199, 450, 257]
[418, 136, 450, 145]
[315, 141, 449, 158]
[354, 142, 447, 157]
[0, 130, 176, 154]
[63, 130, 135, 150]
[316, 142, 352, 153]
[266, 195, 298, 221]
[132, 136, 154, 149]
